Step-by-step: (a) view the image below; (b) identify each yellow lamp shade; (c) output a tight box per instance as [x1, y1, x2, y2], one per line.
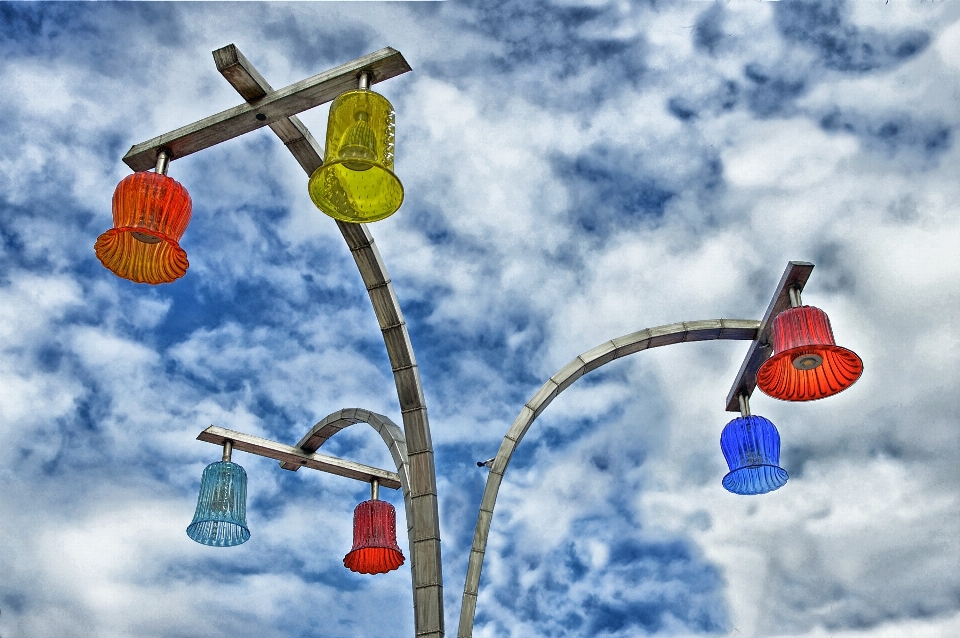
[308, 89, 404, 223]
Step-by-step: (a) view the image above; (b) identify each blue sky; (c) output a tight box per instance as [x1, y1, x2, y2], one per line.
[1, 1, 959, 637]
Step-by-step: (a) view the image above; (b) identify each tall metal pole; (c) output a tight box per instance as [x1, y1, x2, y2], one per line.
[211, 45, 444, 638]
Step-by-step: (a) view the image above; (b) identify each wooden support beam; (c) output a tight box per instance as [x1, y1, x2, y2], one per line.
[197, 425, 402, 489]
[724, 261, 815, 412]
[213, 44, 325, 175]
[122, 46, 411, 172]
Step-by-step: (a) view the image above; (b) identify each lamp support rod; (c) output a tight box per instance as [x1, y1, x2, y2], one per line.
[788, 286, 802, 308]
[122, 46, 411, 172]
[155, 149, 170, 175]
[724, 261, 814, 412]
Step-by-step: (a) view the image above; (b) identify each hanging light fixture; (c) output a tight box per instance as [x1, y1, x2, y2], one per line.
[308, 72, 404, 223]
[95, 150, 192, 284]
[186, 440, 251, 547]
[756, 287, 863, 402]
[720, 395, 788, 495]
[343, 479, 405, 574]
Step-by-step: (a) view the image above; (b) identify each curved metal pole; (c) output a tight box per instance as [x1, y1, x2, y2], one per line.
[214, 48, 444, 638]
[281, 408, 419, 591]
[456, 319, 761, 637]
[336, 219, 443, 638]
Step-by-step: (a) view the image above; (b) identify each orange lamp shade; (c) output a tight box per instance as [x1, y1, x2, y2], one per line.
[756, 305, 863, 401]
[343, 499, 405, 575]
[94, 171, 192, 284]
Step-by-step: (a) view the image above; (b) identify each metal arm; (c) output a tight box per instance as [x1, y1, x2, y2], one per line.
[457, 319, 760, 637]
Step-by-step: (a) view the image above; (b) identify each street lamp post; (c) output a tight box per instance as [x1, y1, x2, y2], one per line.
[100, 45, 862, 638]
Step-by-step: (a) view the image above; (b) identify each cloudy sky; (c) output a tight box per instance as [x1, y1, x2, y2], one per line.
[1, 1, 959, 637]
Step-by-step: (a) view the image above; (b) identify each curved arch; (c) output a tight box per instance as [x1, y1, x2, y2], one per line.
[283, 408, 419, 609]
[282, 408, 409, 485]
[456, 319, 761, 637]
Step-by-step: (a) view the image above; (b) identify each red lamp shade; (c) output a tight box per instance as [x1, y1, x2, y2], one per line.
[343, 499, 405, 575]
[756, 305, 863, 401]
[94, 171, 192, 284]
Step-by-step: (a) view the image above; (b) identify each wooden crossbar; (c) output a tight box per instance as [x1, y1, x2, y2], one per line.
[122, 47, 411, 172]
[197, 425, 402, 489]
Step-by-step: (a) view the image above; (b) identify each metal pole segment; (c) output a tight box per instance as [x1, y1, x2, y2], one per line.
[788, 286, 802, 308]
[359, 71, 371, 90]
[155, 149, 170, 175]
[211, 48, 444, 638]
[371, 478, 380, 501]
[724, 261, 814, 412]
[457, 318, 761, 638]
[738, 394, 750, 417]
[222, 439, 233, 462]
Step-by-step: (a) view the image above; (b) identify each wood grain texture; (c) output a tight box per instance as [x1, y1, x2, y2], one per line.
[122, 47, 410, 172]
[456, 318, 761, 637]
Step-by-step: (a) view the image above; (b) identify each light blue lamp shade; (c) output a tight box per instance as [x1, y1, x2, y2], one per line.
[186, 461, 250, 547]
[720, 415, 789, 495]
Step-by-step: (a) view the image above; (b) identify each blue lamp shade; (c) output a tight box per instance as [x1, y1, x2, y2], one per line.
[720, 415, 789, 495]
[186, 461, 250, 547]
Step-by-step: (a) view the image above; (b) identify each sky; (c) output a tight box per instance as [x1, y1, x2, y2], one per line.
[0, 1, 958, 637]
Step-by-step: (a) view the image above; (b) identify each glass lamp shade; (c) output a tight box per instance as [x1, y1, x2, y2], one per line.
[756, 305, 863, 402]
[308, 89, 404, 223]
[720, 415, 788, 495]
[94, 171, 192, 284]
[343, 499, 405, 574]
[186, 461, 250, 547]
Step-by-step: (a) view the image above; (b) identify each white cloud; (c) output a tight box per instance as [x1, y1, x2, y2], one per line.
[1, 2, 958, 637]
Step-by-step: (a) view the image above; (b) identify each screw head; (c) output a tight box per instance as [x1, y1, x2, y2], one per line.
[792, 353, 823, 370]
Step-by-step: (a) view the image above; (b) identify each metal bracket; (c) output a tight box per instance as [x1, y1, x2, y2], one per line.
[724, 261, 814, 412]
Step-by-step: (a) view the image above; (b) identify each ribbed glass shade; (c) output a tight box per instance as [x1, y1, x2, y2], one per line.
[343, 499, 405, 574]
[186, 461, 250, 547]
[757, 305, 863, 401]
[720, 415, 788, 495]
[95, 171, 192, 284]
[308, 89, 404, 223]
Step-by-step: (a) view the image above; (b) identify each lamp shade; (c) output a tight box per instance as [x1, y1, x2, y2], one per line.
[756, 305, 863, 401]
[186, 461, 250, 547]
[94, 171, 192, 284]
[308, 89, 404, 223]
[343, 499, 405, 574]
[720, 415, 788, 495]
